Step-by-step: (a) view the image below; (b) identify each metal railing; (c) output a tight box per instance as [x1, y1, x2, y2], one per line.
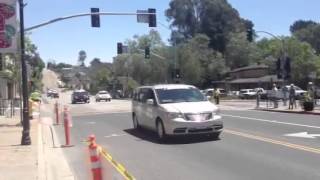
[0, 99, 21, 118]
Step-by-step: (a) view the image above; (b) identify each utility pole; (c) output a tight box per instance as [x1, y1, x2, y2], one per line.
[19, 0, 31, 145]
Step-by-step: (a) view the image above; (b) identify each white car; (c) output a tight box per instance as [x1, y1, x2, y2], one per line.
[95, 91, 112, 102]
[239, 89, 256, 99]
[132, 84, 223, 142]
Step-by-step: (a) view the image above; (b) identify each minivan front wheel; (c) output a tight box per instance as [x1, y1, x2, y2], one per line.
[156, 120, 167, 142]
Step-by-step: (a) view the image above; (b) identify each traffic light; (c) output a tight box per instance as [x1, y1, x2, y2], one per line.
[284, 57, 291, 79]
[148, 8, 156, 27]
[91, 8, 100, 27]
[117, 43, 123, 54]
[276, 58, 282, 79]
[246, 29, 253, 42]
[145, 47, 150, 59]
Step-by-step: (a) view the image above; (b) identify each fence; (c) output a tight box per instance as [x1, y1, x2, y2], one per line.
[0, 99, 21, 118]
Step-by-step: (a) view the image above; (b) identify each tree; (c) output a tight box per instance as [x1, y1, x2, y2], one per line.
[78, 50, 87, 66]
[290, 20, 320, 54]
[166, 0, 249, 53]
[225, 32, 262, 69]
[290, 20, 317, 34]
[257, 37, 320, 88]
[177, 34, 227, 87]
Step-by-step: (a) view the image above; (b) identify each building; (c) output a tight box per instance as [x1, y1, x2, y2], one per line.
[213, 64, 283, 91]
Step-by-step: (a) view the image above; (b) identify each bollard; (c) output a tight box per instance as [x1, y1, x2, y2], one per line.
[62, 105, 73, 147]
[88, 135, 102, 180]
[55, 101, 59, 125]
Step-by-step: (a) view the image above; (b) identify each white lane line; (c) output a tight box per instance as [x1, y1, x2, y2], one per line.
[104, 134, 126, 138]
[86, 122, 96, 124]
[222, 114, 320, 129]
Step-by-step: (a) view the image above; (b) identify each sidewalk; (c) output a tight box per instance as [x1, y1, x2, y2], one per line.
[0, 116, 38, 180]
[0, 102, 75, 180]
[219, 99, 320, 115]
[256, 101, 320, 115]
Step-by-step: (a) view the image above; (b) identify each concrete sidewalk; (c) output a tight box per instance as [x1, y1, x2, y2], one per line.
[0, 103, 75, 180]
[219, 99, 320, 115]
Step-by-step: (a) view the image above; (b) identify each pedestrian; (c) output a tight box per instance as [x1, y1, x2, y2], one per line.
[289, 84, 296, 110]
[282, 85, 288, 106]
[272, 83, 278, 108]
[256, 89, 261, 108]
[214, 88, 220, 105]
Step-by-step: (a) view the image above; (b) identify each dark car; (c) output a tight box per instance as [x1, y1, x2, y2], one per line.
[71, 90, 90, 104]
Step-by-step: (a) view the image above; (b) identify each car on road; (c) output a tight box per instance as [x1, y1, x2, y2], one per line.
[239, 89, 256, 99]
[132, 84, 223, 142]
[71, 90, 90, 104]
[95, 91, 112, 102]
[47, 89, 59, 98]
[203, 88, 227, 98]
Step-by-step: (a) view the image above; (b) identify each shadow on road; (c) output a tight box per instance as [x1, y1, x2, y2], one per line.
[123, 128, 220, 145]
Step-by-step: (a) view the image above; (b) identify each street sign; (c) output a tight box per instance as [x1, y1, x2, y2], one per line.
[136, 10, 149, 23]
[0, 0, 18, 53]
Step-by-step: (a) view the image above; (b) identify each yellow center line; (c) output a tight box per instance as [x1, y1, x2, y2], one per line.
[224, 129, 320, 154]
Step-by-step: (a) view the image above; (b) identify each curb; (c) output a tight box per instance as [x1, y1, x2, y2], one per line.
[255, 108, 320, 115]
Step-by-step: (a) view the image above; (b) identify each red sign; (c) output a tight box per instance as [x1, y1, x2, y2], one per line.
[0, 1, 17, 53]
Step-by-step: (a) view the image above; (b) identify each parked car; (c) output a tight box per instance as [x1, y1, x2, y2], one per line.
[95, 91, 112, 102]
[265, 85, 307, 100]
[71, 90, 90, 104]
[132, 84, 223, 142]
[239, 89, 256, 99]
[47, 89, 59, 98]
[203, 88, 227, 98]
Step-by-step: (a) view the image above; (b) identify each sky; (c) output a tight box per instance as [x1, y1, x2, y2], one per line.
[24, 0, 320, 65]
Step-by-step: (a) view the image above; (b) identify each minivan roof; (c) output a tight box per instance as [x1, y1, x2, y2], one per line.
[137, 84, 196, 90]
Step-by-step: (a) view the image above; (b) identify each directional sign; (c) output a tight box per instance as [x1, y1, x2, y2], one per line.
[0, 0, 18, 53]
[285, 132, 320, 139]
[136, 10, 149, 23]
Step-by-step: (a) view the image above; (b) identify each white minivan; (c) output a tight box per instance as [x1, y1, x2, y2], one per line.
[132, 84, 223, 142]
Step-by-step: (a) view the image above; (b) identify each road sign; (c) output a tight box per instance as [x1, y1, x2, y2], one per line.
[285, 132, 320, 139]
[136, 10, 149, 23]
[0, 0, 18, 53]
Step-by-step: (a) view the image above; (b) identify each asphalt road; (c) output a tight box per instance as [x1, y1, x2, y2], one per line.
[52, 97, 320, 180]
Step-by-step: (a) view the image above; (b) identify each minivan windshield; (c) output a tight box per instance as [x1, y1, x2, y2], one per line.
[155, 88, 206, 104]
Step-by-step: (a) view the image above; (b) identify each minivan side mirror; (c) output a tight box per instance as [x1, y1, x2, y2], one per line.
[146, 99, 155, 105]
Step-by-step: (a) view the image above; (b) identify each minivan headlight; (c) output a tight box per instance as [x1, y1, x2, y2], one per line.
[168, 112, 184, 119]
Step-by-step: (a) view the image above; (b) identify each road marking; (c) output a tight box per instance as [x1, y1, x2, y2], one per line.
[104, 134, 126, 138]
[86, 122, 96, 124]
[222, 114, 320, 129]
[285, 132, 320, 139]
[225, 129, 320, 154]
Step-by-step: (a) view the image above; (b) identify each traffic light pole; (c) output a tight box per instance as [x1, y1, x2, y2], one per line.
[25, 12, 156, 32]
[19, 0, 31, 145]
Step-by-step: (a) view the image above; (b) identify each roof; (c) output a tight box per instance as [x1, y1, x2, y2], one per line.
[229, 64, 268, 73]
[137, 84, 196, 90]
[228, 75, 283, 84]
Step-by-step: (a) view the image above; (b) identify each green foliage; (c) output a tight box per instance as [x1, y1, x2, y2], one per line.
[225, 33, 262, 69]
[177, 34, 227, 87]
[166, 0, 249, 53]
[290, 20, 320, 54]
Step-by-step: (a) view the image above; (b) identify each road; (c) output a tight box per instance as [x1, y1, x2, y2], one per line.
[49, 92, 320, 180]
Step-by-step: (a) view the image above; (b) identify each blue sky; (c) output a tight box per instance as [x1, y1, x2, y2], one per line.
[25, 0, 320, 65]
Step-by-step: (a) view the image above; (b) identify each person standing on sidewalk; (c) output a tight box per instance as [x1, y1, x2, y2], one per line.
[214, 88, 220, 105]
[289, 84, 296, 110]
[307, 82, 316, 105]
[272, 83, 278, 108]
